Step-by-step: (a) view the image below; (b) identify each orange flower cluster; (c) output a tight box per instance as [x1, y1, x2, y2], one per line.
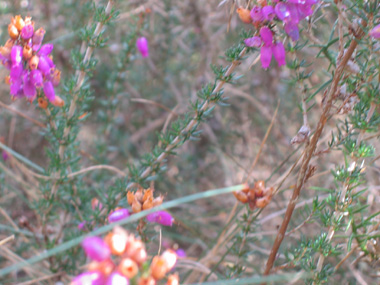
[233, 180, 273, 210]
[72, 227, 179, 285]
[127, 187, 164, 213]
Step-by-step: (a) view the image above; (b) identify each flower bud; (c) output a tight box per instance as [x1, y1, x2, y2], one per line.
[23, 45, 33, 59]
[136, 37, 149, 57]
[152, 195, 164, 207]
[143, 197, 153, 210]
[138, 277, 156, 285]
[29, 55, 39, 70]
[91, 198, 103, 210]
[133, 247, 148, 265]
[51, 95, 65, 107]
[5, 76, 10, 85]
[143, 188, 153, 202]
[146, 211, 174, 226]
[88, 259, 115, 276]
[244, 36, 262, 48]
[8, 24, 19, 40]
[81, 236, 111, 262]
[161, 249, 177, 271]
[0, 46, 11, 59]
[135, 189, 143, 202]
[150, 256, 168, 280]
[233, 191, 248, 203]
[21, 24, 34, 40]
[167, 274, 180, 285]
[38, 44, 54, 56]
[132, 198, 142, 213]
[106, 272, 129, 285]
[38, 98, 48, 109]
[370, 24, 380, 39]
[236, 8, 252, 24]
[127, 191, 134, 205]
[255, 196, 271, 208]
[13, 16, 25, 31]
[104, 227, 128, 255]
[32, 28, 46, 51]
[108, 208, 130, 223]
[118, 258, 138, 278]
[254, 180, 266, 197]
[51, 69, 61, 87]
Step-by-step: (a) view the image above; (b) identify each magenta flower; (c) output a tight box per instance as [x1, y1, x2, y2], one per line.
[244, 36, 262, 48]
[250, 6, 263, 23]
[71, 271, 106, 285]
[260, 45, 273, 69]
[275, 3, 291, 21]
[136, 37, 149, 57]
[284, 22, 300, 42]
[2, 151, 9, 161]
[108, 208, 130, 223]
[262, 6, 275, 21]
[37, 44, 54, 56]
[77, 222, 86, 231]
[21, 25, 34, 40]
[43, 81, 55, 102]
[106, 272, 129, 285]
[176, 248, 186, 258]
[11, 45, 22, 65]
[146, 211, 174, 226]
[1, 17, 61, 104]
[30, 69, 43, 87]
[23, 71, 36, 98]
[32, 28, 46, 51]
[260, 27, 273, 46]
[81, 236, 111, 262]
[369, 24, 380, 39]
[273, 42, 286, 66]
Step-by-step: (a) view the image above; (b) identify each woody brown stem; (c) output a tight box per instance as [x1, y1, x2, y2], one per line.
[263, 23, 366, 275]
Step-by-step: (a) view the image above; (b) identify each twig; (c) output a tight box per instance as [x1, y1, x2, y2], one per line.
[263, 23, 367, 275]
[0, 101, 46, 128]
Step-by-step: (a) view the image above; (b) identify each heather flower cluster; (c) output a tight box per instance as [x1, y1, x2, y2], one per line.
[0, 16, 63, 108]
[237, 0, 319, 68]
[127, 188, 174, 227]
[233, 180, 273, 210]
[72, 227, 179, 285]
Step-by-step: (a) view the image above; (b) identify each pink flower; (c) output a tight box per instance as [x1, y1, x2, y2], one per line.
[260, 27, 273, 46]
[21, 25, 34, 40]
[71, 271, 106, 285]
[250, 6, 263, 23]
[2, 151, 9, 161]
[108, 208, 130, 223]
[260, 45, 273, 69]
[146, 211, 174, 226]
[81, 236, 111, 262]
[273, 41, 286, 66]
[284, 22, 300, 42]
[136, 37, 149, 57]
[244, 36, 262, 47]
[369, 24, 380, 39]
[262, 6, 275, 21]
[43, 81, 56, 102]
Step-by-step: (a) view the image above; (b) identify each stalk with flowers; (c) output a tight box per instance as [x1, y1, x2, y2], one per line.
[0, 1, 379, 285]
